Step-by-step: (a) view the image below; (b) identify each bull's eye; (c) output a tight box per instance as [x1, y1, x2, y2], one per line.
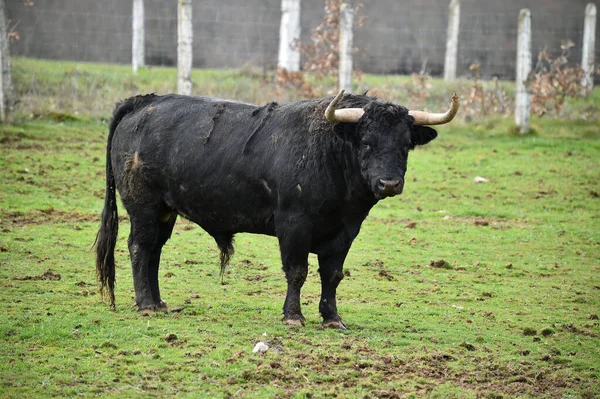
[361, 140, 372, 151]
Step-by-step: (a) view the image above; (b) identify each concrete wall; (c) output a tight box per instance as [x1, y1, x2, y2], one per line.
[6, 0, 598, 79]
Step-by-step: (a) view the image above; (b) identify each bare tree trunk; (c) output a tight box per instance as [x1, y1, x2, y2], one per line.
[277, 0, 301, 72]
[132, 0, 145, 74]
[515, 9, 531, 134]
[178, 0, 193, 95]
[444, 0, 460, 82]
[581, 3, 596, 95]
[0, 0, 12, 122]
[338, 3, 353, 93]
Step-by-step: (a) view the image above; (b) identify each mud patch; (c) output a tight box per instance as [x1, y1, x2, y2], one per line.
[1, 208, 111, 227]
[14, 270, 61, 281]
[430, 259, 453, 269]
[377, 269, 395, 281]
[561, 323, 597, 337]
[123, 151, 148, 195]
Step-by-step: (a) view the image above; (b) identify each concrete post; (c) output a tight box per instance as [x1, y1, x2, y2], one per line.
[581, 3, 597, 95]
[444, 0, 460, 82]
[178, 0, 193, 95]
[0, 0, 11, 122]
[338, 3, 354, 93]
[132, 0, 145, 74]
[277, 0, 301, 72]
[515, 9, 531, 134]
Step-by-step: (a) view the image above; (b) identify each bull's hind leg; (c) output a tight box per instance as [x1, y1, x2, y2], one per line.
[127, 207, 176, 311]
[147, 212, 178, 309]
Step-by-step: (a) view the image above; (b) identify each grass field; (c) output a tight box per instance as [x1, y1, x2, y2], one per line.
[0, 58, 599, 398]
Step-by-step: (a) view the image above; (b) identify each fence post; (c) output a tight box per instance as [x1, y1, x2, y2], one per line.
[338, 3, 353, 92]
[178, 0, 193, 95]
[277, 0, 301, 72]
[132, 0, 145, 74]
[581, 3, 597, 95]
[0, 0, 11, 123]
[515, 9, 531, 134]
[444, 0, 460, 82]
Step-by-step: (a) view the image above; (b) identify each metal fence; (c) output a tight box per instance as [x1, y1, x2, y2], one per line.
[6, 0, 598, 80]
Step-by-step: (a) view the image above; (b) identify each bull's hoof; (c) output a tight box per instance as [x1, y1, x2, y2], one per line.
[138, 303, 169, 314]
[283, 318, 305, 327]
[322, 320, 346, 330]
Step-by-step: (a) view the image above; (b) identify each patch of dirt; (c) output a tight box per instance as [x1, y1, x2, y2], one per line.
[377, 269, 395, 281]
[164, 333, 178, 342]
[245, 274, 267, 282]
[441, 215, 529, 230]
[535, 189, 557, 199]
[241, 340, 592, 398]
[14, 270, 61, 281]
[0, 208, 109, 227]
[459, 342, 477, 351]
[362, 259, 385, 269]
[430, 259, 453, 269]
[405, 221, 417, 229]
[561, 323, 597, 338]
[523, 327, 537, 336]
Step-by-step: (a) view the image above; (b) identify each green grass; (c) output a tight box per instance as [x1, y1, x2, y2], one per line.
[0, 58, 599, 398]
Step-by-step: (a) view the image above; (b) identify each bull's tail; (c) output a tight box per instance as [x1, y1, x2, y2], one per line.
[95, 94, 157, 309]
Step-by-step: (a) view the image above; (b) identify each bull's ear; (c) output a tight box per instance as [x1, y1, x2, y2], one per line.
[411, 126, 438, 147]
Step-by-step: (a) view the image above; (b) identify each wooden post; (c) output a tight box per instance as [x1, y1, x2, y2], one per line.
[277, 0, 301, 72]
[178, 0, 193, 95]
[515, 9, 531, 134]
[581, 3, 597, 95]
[0, 0, 11, 123]
[338, 3, 353, 93]
[444, 0, 460, 82]
[132, 0, 145, 74]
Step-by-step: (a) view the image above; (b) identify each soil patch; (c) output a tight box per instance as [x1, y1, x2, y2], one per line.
[14, 270, 61, 281]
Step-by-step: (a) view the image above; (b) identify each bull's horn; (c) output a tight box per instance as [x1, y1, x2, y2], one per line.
[324, 90, 365, 123]
[409, 92, 460, 125]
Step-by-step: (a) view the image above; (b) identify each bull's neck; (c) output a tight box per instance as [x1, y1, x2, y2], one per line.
[316, 126, 376, 205]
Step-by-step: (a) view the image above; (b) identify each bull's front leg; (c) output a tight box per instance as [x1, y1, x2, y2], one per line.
[318, 249, 349, 329]
[282, 260, 308, 326]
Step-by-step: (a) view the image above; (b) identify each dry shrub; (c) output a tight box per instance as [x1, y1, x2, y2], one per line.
[529, 40, 585, 117]
[367, 87, 396, 103]
[405, 71, 432, 108]
[276, 0, 365, 97]
[274, 68, 314, 98]
[301, 0, 365, 80]
[463, 63, 510, 119]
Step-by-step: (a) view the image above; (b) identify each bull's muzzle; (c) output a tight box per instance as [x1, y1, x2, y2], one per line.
[377, 179, 403, 198]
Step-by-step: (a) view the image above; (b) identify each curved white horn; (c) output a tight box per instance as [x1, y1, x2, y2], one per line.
[324, 90, 365, 123]
[409, 92, 460, 125]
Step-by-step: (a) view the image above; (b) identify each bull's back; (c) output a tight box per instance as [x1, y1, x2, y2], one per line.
[110, 94, 291, 234]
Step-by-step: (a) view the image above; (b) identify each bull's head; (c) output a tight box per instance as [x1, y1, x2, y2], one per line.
[325, 90, 460, 200]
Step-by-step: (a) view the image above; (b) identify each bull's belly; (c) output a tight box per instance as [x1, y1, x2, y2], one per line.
[166, 191, 276, 236]
[189, 210, 276, 236]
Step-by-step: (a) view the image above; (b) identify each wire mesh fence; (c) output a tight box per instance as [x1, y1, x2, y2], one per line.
[3, 0, 597, 123]
[6, 0, 597, 79]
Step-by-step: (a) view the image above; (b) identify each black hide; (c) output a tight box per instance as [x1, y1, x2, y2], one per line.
[95, 93, 437, 327]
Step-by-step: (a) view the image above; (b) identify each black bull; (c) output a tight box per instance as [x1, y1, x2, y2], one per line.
[95, 92, 451, 328]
